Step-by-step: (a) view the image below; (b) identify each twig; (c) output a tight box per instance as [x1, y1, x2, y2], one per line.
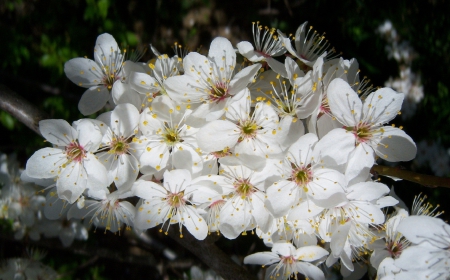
[371, 165, 450, 188]
[168, 228, 258, 280]
[1, 84, 258, 280]
[0, 84, 49, 136]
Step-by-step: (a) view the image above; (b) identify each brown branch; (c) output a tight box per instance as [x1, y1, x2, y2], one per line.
[0, 84, 49, 136]
[371, 165, 450, 188]
[1, 84, 257, 280]
[168, 228, 257, 280]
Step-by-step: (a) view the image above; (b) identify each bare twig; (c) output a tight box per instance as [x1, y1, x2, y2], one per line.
[371, 165, 450, 188]
[1, 84, 258, 280]
[168, 228, 257, 280]
[0, 84, 49, 136]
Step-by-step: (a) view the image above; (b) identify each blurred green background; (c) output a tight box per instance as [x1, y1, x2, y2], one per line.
[0, 0, 449, 278]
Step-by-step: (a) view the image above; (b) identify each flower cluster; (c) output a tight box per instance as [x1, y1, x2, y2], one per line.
[14, 22, 449, 280]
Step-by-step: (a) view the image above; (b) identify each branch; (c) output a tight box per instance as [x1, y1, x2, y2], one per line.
[168, 228, 257, 280]
[0, 84, 49, 136]
[1, 84, 257, 280]
[371, 165, 450, 188]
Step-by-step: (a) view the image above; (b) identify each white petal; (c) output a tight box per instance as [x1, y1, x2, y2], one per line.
[40, 119, 76, 145]
[78, 86, 110, 115]
[208, 37, 235, 71]
[110, 103, 140, 137]
[197, 120, 240, 153]
[295, 246, 329, 262]
[26, 148, 65, 178]
[362, 88, 404, 124]
[374, 126, 416, 162]
[180, 206, 208, 240]
[397, 215, 450, 248]
[56, 162, 87, 203]
[295, 262, 325, 280]
[265, 180, 298, 218]
[228, 64, 261, 95]
[330, 222, 351, 257]
[288, 133, 318, 166]
[76, 119, 103, 150]
[163, 169, 192, 193]
[313, 128, 355, 168]
[112, 81, 142, 109]
[64, 57, 103, 88]
[244, 252, 280, 265]
[346, 182, 389, 201]
[327, 78, 362, 127]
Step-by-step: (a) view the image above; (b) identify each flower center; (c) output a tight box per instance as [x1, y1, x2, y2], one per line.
[345, 123, 372, 144]
[234, 179, 255, 198]
[291, 165, 312, 192]
[163, 127, 181, 146]
[387, 241, 403, 258]
[65, 142, 86, 163]
[211, 148, 232, 158]
[166, 192, 185, 208]
[239, 120, 259, 141]
[209, 82, 230, 102]
[102, 67, 121, 91]
[108, 137, 130, 155]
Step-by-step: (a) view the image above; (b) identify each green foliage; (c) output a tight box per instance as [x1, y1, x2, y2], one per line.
[84, 0, 110, 21]
[0, 111, 16, 130]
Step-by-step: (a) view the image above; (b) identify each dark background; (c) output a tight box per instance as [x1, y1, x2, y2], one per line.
[0, 0, 449, 279]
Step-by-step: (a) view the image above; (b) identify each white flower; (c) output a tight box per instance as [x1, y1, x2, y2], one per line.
[265, 133, 346, 218]
[139, 95, 202, 175]
[64, 33, 125, 115]
[164, 37, 261, 120]
[279, 22, 335, 67]
[315, 78, 416, 182]
[25, 119, 108, 203]
[96, 103, 142, 189]
[196, 88, 284, 169]
[67, 187, 135, 234]
[237, 22, 286, 75]
[133, 169, 208, 240]
[244, 242, 328, 280]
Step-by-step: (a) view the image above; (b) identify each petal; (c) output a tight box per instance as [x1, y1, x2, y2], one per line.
[180, 206, 208, 240]
[347, 182, 390, 201]
[397, 215, 450, 248]
[110, 103, 140, 137]
[129, 72, 160, 94]
[132, 180, 166, 200]
[265, 180, 298, 218]
[165, 74, 206, 103]
[244, 252, 280, 266]
[313, 128, 355, 168]
[112, 81, 142, 109]
[295, 246, 329, 262]
[64, 57, 103, 88]
[197, 120, 240, 153]
[228, 64, 261, 95]
[208, 37, 235, 71]
[163, 169, 192, 193]
[362, 88, 404, 125]
[374, 126, 416, 162]
[40, 119, 76, 146]
[56, 162, 87, 203]
[26, 148, 65, 178]
[327, 78, 362, 127]
[330, 222, 351, 257]
[287, 133, 318, 166]
[78, 86, 110, 115]
[76, 119, 103, 150]
[295, 262, 325, 280]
